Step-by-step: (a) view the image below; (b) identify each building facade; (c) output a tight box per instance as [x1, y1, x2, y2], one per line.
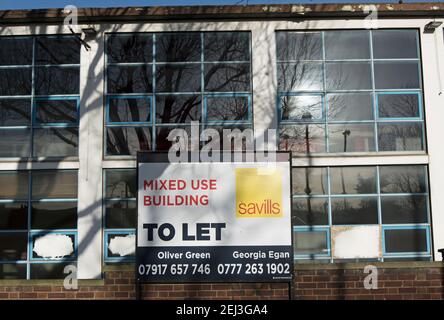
[0, 3, 444, 299]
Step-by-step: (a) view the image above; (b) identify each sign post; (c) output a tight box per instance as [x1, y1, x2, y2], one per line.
[136, 152, 293, 295]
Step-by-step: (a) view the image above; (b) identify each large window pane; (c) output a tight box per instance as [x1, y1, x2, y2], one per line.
[328, 124, 375, 153]
[33, 128, 78, 157]
[381, 195, 428, 224]
[31, 202, 77, 229]
[378, 93, 420, 118]
[379, 165, 426, 194]
[35, 99, 78, 124]
[106, 127, 152, 156]
[331, 197, 378, 225]
[156, 64, 201, 92]
[281, 95, 322, 121]
[294, 231, 328, 256]
[0, 38, 32, 65]
[0, 233, 27, 260]
[32, 171, 78, 199]
[204, 63, 250, 92]
[107, 34, 152, 63]
[156, 95, 200, 124]
[292, 198, 328, 226]
[384, 228, 428, 253]
[279, 124, 326, 153]
[30, 263, 74, 279]
[206, 96, 249, 122]
[105, 170, 136, 199]
[327, 94, 373, 121]
[326, 62, 372, 90]
[156, 33, 201, 62]
[0, 129, 30, 157]
[31, 233, 76, 259]
[108, 97, 150, 123]
[0, 171, 28, 199]
[325, 31, 370, 60]
[277, 62, 323, 91]
[330, 166, 377, 194]
[0, 202, 28, 230]
[35, 66, 80, 95]
[105, 200, 136, 229]
[155, 126, 192, 151]
[276, 32, 322, 61]
[35, 37, 80, 65]
[107, 65, 152, 94]
[377, 122, 423, 151]
[372, 30, 418, 59]
[0, 68, 32, 96]
[0, 263, 26, 279]
[292, 167, 327, 195]
[204, 32, 250, 62]
[374, 62, 420, 89]
[0, 99, 31, 126]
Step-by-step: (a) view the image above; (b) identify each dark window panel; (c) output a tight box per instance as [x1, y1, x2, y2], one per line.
[374, 62, 420, 89]
[107, 34, 152, 63]
[204, 63, 250, 92]
[330, 166, 377, 195]
[156, 33, 201, 62]
[156, 95, 200, 124]
[204, 32, 250, 62]
[0, 99, 31, 126]
[372, 30, 418, 59]
[277, 62, 323, 91]
[0, 68, 32, 96]
[107, 65, 152, 94]
[106, 127, 152, 156]
[379, 165, 427, 194]
[327, 93, 374, 121]
[378, 94, 420, 118]
[30, 263, 75, 279]
[0, 233, 27, 260]
[0, 171, 28, 200]
[377, 122, 424, 151]
[31, 170, 78, 199]
[294, 231, 328, 256]
[0, 263, 26, 279]
[35, 66, 80, 95]
[31, 202, 77, 229]
[0, 129, 30, 157]
[0, 202, 28, 230]
[31, 233, 75, 259]
[326, 62, 372, 90]
[279, 124, 326, 154]
[35, 99, 78, 124]
[325, 30, 370, 60]
[206, 96, 249, 122]
[381, 195, 428, 224]
[331, 197, 378, 225]
[281, 95, 322, 121]
[328, 123, 376, 153]
[33, 128, 79, 157]
[107, 233, 135, 258]
[35, 37, 80, 65]
[105, 200, 136, 229]
[203, 125, 253, 152]
[276, 32, 322, 61]
[155, 126, 192, 151]
[108, 98, 150, 123]
[105, 169, 137, 199]
[0, 38, 33, 65]
[384, 228, 428, 253]
[156, 64, 201, 93]
[292, 198, 329, 226]
[292, 167, 328, 195]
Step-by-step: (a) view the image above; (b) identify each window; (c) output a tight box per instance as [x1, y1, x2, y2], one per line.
[0, 170, 78, 279]
[0, 36, 80, 158]
[277, 30, 424, 154]
[292, 165, 431, 262]
[105, 32, 252, 156]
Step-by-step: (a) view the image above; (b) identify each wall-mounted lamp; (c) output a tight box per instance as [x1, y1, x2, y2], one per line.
[424, 21, 442, 34]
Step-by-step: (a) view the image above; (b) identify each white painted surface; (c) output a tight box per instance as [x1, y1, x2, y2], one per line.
[33, 234, 74, 259]
[108, 235, 136, 257]
[332, 226, 381, 259]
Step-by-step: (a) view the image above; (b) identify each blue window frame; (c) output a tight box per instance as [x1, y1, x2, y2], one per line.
[382, 225, 431, 258]
[293, 226, 331, 260]
[104, 230, 135, 263]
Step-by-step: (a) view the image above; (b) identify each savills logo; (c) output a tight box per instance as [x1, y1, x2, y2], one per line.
[235, 168, 283, 218]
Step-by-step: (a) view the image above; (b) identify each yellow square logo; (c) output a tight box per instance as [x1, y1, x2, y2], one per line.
[236, 168, 283, 218]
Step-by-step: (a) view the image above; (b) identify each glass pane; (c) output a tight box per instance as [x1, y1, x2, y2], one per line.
[33, 128, 78, 157]
[156, 126, 192, 151]
[106, 127, 152, 156]
[31, 202, 77, 229]
[381, 195, 428, 224]
[0, 202, 28, 230]
[156, 95, 201, 124]
[377, 122, 423, 151]
[384, 228, 428, 253]
[0, 38, 32, 65]
[279, 124, 325, 153]
[31, 233, 75, 259]
[328, 124, 375, 153]
[107, 34, 152, 63]
[0, 171, 28, 199]
[156, 33, 201, 62]
[108, 98, 150, 123]
[30, 263, 75, 279]
[202, 125, 253, 152]
[107, 233, 135, 258]
[35, 37, 80, 65]
[379, 165, 426, 194]
[378, 94, 420, 118]
[372, 30, 418, 59]
[330, 167, 377, 194]
[105, 169, 136, 199]
[204, 32, 250, 62]
[32, 171, 78, 199]
[331, 197, 378, 224]
[35, 99, 78, 124]
[277, 62, 323, 91]
[0, 99, 31, 126]
[292, 198, 328, 226]
[0, 233, 27, 260]
[292, 167, 327, 195]
[325, 31, 370, 60]
[374, 62, 420, 89]
[326, 62, 372, 90]
[107, 65, 152, 94]
[0, 68, 32, 96]
[204, 63, 250, 92]
[206, 96, 249, 121]
[327, 93, 373, 121]
[281, 95, 322, 121]
[156, 64, 201, 92]
[276, 32, 322, 61]
[294, 231, 328, 255]
[0, 129, 30, 157]
[35, 66, 80, 95]
[105, 200, 136, 228]
[0, 263, 26, 279]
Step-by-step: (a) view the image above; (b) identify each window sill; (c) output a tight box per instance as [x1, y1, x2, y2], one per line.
[0, 279, 104, 286]
[295, 261, 443, 270]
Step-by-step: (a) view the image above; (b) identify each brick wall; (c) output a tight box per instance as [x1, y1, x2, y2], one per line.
[0, 262, 443, 299]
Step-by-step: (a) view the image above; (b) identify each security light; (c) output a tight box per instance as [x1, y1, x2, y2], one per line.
[424, 21, 442, 33]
